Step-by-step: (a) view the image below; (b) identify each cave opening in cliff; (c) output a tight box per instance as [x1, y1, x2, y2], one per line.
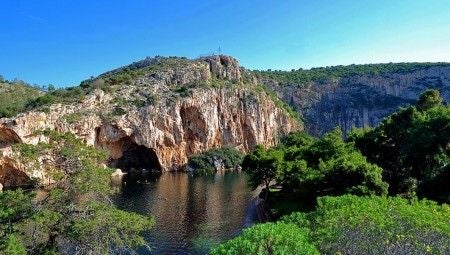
[110, 139, 162, 174]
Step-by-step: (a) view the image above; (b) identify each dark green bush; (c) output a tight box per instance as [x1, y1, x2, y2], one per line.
[187, 147, 244, 176]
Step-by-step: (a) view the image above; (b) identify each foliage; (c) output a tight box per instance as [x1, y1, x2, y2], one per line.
[0, 80, 42, 118]
[2, 130, 154, 254]
[63, 112, 83, 124]
[348, 89, 450, 202]
[209, 222, 320, 255]
[417, 89, 443, 110]
[187, 147, 244, 176]
[254, 62, 450, 86]
[25, 86, 87, 111]
[242, 145, 284, 200]
[281, 195, 450, 255]
[1, 234, 27, 255]
[244, 129, 387, 205]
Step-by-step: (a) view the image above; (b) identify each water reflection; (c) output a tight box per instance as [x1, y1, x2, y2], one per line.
[113, 172, 256, 255]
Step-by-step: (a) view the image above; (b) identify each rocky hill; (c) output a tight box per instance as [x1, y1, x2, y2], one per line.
[256, 63, 450, 135]
[2, 56, 450, 187]
[0, 55, 300, 187]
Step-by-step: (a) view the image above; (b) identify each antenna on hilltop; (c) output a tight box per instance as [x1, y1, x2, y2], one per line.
[217, 46, 222, 55]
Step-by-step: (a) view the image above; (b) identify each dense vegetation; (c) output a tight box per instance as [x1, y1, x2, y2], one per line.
[254, 62, 450, 85]
[0, 79, 42, 118]
[1, 131, 153, 254]
[187, 147, 244, 176]
[349, 89, 450, 203]
[242, 128, 387, 204]
[289, 195, 449, 254]
[213, 89, 450, 254]
[212, 195, 450, 255]
[210, 222, 319, 255]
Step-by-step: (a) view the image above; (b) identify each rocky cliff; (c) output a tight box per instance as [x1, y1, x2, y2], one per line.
[0, 55, 300, 186]
[259, 65, 450, 136]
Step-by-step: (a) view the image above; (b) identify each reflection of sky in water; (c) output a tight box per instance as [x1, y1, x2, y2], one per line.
[113, 172, 257, 255]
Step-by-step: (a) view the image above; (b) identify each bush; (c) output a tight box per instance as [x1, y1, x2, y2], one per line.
[281, 195, 450, 255]
[209, 222, 319, 255]
[187, 147, 244, 176]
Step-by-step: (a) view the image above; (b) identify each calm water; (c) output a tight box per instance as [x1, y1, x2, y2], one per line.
[113, 172, 257, 255]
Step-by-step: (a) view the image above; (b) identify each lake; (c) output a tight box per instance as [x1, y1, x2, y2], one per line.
[113, 172, 257, 254]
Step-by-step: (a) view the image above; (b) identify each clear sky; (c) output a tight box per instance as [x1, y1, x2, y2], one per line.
[1, 0, 450, 87]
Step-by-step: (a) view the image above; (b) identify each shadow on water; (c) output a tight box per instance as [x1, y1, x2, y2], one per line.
[113, 171, 257, 255]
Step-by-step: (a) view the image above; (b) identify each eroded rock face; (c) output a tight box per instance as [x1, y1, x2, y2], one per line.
[202, 55, 241, 82]
[0, 56, 300, 185]
[264, 66, 450, 136]
[0, 157, 29, 187]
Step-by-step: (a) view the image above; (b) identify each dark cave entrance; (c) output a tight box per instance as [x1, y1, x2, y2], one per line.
[109, 139, 162, 174]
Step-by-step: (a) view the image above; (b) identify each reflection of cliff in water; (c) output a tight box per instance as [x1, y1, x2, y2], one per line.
[113, 172, 256, 255]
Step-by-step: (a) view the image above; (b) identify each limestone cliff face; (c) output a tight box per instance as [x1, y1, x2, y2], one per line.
[0, 55, 300, 186]
[263, 66, 450, 136]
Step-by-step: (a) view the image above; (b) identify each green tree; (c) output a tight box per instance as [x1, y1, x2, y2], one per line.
[47, 84, 56, 92]
[417, 89, 443, 110]
[2, 130, 154, 254]
[348, 89, 450, 202]
[279, 129, 387, 199]
[242, 145, 284, 200]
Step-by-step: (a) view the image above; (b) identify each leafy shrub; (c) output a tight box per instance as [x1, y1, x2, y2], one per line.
[187, 147, 244, 176]
[63, 112, 83, 124]
[282, 195, 450, 255]
[209, 222, 320, 255]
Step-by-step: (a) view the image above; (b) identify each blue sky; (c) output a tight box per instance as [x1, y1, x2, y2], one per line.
[1, 0, 450, 87]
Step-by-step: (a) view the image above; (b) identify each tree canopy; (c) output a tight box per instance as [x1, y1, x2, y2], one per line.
[348, 89, 450, 203]
[1, 130, 154, 254]
[242, 128, 388, 204]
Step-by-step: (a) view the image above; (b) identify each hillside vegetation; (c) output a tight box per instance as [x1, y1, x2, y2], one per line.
[211, 195, 450, 255]
[0, 131, 153, 254]
[0, 79, 43, 118]
[213, 89, 450, 254]
[254, 62, 450, 85]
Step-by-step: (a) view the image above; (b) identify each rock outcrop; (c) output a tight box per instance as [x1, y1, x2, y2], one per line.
[0, 55, 300, 186]
[263, 66, 450, 136]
